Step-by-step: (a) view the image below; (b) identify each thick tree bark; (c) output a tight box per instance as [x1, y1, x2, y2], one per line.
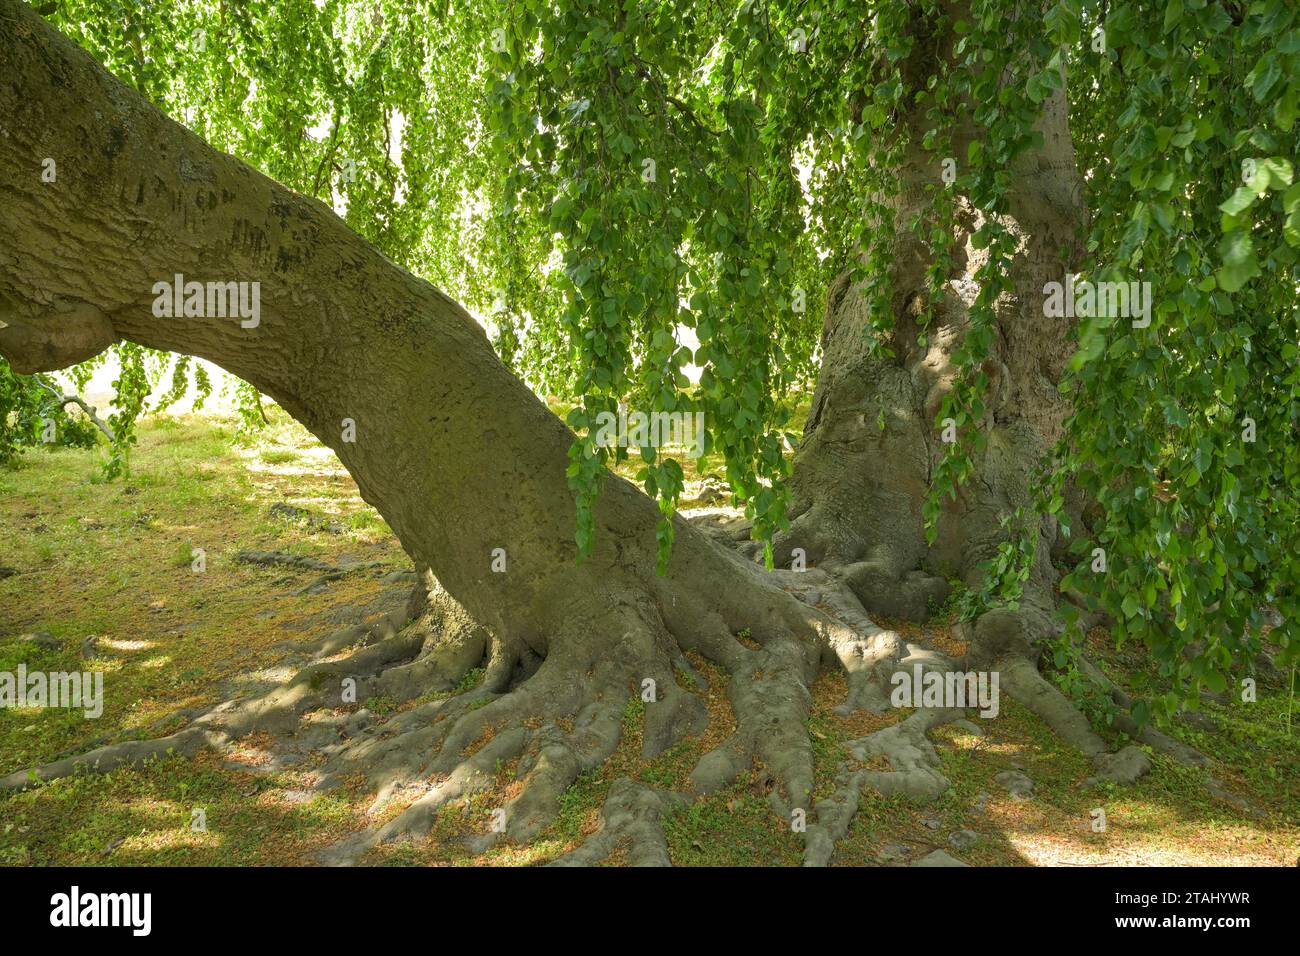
[0, 0, 736, 664]
[0, 0, 1160, 862]
[745, 8, 1162, 791]
[0, 0, 852, 856]
[771, 8, 1086, 631]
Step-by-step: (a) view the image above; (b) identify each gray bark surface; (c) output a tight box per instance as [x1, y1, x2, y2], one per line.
[0, 0, 1160, 863]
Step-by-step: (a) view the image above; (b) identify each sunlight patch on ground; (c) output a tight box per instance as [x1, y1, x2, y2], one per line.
[99, 638, 155, 652]
[2, 412, 1295, 867]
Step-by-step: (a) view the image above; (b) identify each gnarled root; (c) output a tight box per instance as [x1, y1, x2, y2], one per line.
[963, 604, 1155, 786]
[550, 780, 686, 867]
[3, 536, 1192, 867]
[804, 707, 962, 866]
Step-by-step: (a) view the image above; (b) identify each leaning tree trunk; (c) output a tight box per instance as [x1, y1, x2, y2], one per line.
[0, 0, 1158, 864]
[0, 0, 840, 859]
[0, 0, 750, 680]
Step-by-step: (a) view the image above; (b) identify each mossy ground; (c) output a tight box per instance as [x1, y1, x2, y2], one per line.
[1, 412, 1296, 866]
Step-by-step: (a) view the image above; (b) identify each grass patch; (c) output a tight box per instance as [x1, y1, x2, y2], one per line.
[2, 410, 1295, 866]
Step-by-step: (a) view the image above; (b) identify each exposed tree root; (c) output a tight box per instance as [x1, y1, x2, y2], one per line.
[804, 707, 963, 866]
[686, 628, 817, 817]
[1, 541, 1193, 867]
[549, 780, 685, 867]
[1074, 655, 1209, 768]
[0, 725, 222, 791]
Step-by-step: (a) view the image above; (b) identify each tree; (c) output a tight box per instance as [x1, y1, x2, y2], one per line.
[0, 0, 1295, 866]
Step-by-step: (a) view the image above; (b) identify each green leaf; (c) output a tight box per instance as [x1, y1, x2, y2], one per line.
[1275, 86, 1298, 130]
[1218, 186, 1256, 216]
[1163, 0, 1183, 31]
[1121, 592, 1141, 619]
[1216, 233, 1260, 292]
[1284, 182, 1300, 214]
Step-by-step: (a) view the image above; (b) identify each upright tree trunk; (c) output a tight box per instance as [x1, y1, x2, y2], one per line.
[762, 9, 1155, 792]
[773, 10, 1086, 631]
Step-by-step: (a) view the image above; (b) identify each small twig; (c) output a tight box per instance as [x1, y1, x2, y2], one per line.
[36, 381, 115, 441]
[900, 836, 941, 849]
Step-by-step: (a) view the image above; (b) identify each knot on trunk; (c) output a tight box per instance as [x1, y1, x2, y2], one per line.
[0, 295, 116, 373]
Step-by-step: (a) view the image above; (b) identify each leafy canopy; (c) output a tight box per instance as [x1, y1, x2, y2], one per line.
[6, 0, 1297, 717]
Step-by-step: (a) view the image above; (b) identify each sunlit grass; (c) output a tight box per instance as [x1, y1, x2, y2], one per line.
[1, 409, 1295, 866]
